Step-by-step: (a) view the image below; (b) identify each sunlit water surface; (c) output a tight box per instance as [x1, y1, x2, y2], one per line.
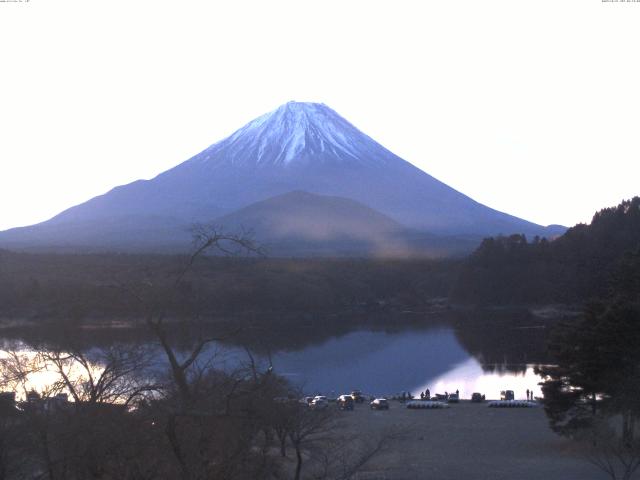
[213, 328, 545, 399]
[1, 327, 546, 401]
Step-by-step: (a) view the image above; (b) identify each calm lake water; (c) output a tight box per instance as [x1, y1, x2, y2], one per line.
[1, 319, 549, 401]
[212, 326, 546, 400]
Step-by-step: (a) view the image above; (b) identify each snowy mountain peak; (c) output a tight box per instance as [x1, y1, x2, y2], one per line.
[0, 100, 562, 253]
[191, 102, 397, 168]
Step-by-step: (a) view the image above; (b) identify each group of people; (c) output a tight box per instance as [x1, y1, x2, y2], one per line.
[417, 388, 460, 400]
[419, 389, 430, 400]
[399, 391, 414, 401]
[404, 388, 533, 401]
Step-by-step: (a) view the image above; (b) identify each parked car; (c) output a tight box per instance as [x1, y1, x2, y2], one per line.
[337, 394, 355, 410]
[310, 396, 329, 410]
[370, 398, 389, 410]
[500, 390, 515, 401]
[471, 392, 485, 403]
[351, 390, 365, 403]
[447, 392, 459, 403]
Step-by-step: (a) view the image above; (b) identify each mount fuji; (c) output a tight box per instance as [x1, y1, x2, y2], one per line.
[0, 101, 564, 255]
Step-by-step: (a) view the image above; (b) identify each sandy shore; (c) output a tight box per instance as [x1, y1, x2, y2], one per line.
[335, 400, 603, 480]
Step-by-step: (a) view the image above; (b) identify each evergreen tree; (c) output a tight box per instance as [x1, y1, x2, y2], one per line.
[537, 249, 640, 479]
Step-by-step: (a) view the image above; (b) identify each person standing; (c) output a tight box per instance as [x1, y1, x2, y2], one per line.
[526, 389, 530, 401]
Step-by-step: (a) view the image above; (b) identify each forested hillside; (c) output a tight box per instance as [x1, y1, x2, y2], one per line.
[452, 197, 640, 305]
[0, 252, 457, 323]
[2, 198, 637, 322]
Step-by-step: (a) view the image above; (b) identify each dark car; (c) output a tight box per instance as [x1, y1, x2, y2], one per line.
[501, 390, 515, 401]
[351, 390, 365, 403]
[370, 398, 389, 410]
[471, 392, 484, 403]
[337, 395, 355, 410]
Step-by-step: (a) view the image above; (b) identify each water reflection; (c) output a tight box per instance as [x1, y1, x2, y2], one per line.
[418, 358, 543, 400]
[0, 349, 104, 401]
[266, 328, 470, 396]
[217, 327, 547, 398]
[0, 316, 551, 401]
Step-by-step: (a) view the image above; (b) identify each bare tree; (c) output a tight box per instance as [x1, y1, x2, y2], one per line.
[311, 430, 399, 480]
[276, 403, 401, 480]
[286, 407, 336, 480]
[0, 350, 49, 399]
[123, 225, 261, 406]
[582, 418, 640, 480]
[112, 225, 275, 480]
[37, 344, 159, 407]
[0, 342, 164, 480]
[0, 225, 397, 480]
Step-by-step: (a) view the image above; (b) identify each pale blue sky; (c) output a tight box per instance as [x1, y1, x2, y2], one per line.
[1, 0, 638, 231]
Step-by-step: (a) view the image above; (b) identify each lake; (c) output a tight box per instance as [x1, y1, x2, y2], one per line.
[209, 324, 547, 400]
[0, 314, 551, 401]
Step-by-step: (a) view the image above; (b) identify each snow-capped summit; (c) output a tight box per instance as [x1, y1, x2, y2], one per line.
[0, 101, 565, 254]
[189, 101, 393, 169]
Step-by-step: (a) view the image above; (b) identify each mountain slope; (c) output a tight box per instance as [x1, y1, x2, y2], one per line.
[218, 190, 401, 238]
[216, 190, 405, 256]
[0, 101, 563, 254]
[214, 190, 448, 257]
